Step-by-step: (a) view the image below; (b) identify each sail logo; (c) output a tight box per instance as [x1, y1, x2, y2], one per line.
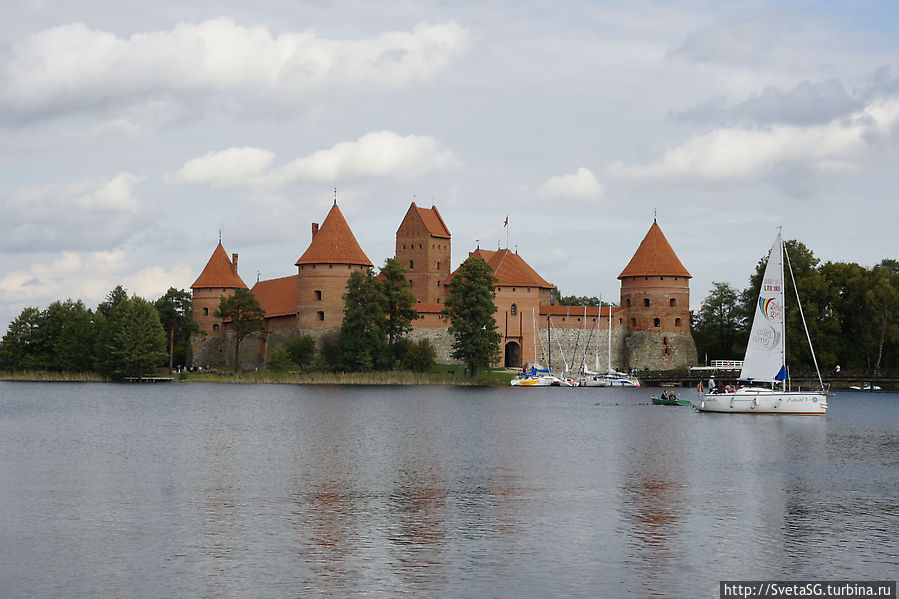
[758, 297, 782, 322]
[751, 325, 780, 350]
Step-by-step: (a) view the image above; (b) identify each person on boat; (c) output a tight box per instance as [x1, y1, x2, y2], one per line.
[708, 377, 715, 393]
[660, 390, 669, 400]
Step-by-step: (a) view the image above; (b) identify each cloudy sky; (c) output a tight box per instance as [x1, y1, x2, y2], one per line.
[2, 0, 898, 332]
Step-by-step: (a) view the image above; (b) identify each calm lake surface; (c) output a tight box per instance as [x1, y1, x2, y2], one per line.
[0, 382, 896, 598]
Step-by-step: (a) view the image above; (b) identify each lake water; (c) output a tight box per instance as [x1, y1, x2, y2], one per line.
[0, 382, 895, 598]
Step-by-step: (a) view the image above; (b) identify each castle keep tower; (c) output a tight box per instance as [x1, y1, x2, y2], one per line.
[396, 202, 451, 304]
[295, 203, 373, 330]
[191, 242, 248, 336]
[618, 219, 697, 367]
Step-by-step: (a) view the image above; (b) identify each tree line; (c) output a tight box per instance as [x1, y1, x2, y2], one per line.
[0, 286, 196, 378]
[691, 239, 899, 374]
[1, 254, 504, 379]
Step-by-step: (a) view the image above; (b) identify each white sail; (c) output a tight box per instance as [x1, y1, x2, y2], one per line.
[740, 230, 787, 384]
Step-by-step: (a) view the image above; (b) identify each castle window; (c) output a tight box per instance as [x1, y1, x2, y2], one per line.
[660, 277, 664, 280]
[644, 298, 650, 308]
[436, 261, 440, 270]
[436, 281, 440, 286]
[630, 318, 636, 327]
[626, 298, 631, 307]
[329, 264, 332, 269]
[403, 244, 406, 249]
[409, 280, 413, 287]
[315, 290, 322, 301]
[203, 307, 209, 316]
[654, 318, 661, 327]
[213, 324, 219, 331]
[511, 303, 517, 315]
[410, 259, 414, 269]
[670, 298, 676, 307]
[317, 311, 325, 321]
[675, 318, 682, 328]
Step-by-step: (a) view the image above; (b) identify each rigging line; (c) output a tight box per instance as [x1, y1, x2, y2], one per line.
[784, 242, 825, 390]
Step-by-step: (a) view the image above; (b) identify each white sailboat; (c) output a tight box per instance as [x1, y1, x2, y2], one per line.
[694, 228, 827, 415]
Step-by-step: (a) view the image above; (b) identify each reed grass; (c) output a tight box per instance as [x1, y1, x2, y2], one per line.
[177, 369, 507, 386]
[0, 370, 108, 382]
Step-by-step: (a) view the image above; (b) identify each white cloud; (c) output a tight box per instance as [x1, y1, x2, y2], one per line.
[1, 173, 147, 252]
[0, 250, 127, 304]
[0, 18, 470, 120]
[174, 147, 275, 188]
[275, 130, 462, 182]
[123, 264, 195, 300]
[539, 167, 603, 200]
[174, 131, 462, 188]
[609, 97, 899, 183]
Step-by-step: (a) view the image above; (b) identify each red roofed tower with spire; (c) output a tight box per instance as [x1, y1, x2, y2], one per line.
[295, 201, 373, 330]
[618, 219, 697, 367]
[191, 242, 248, 336]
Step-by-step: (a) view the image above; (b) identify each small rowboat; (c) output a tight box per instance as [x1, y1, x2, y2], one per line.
[651, 396, 691, 406]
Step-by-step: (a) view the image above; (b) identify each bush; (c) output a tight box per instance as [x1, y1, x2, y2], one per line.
[402, 339, 436, 372]
[266, 344, 293, 372]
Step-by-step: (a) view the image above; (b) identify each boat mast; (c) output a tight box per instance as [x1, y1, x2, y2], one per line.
[778, 227, 787, 391]
[607, 296, 612, 374]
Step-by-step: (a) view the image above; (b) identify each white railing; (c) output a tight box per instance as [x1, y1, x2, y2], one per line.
[710, 360, 743, 368]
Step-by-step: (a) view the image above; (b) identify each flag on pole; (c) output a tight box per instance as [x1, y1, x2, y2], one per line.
[504, 215, 508, 227]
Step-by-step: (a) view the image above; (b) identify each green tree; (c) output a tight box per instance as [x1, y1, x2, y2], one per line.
[94, 286, 131, 376]
[380, 258, 419, 349]
[338, 268, 388, 371]
[154, 288, 198, 374]
[0, 307, 43, 370]
[266, 334, 317, 372]
[115, 296, 167, 379]
[550, 289, 605, 307]
[215, 289, 266, 373]
[691, 282, 745, 363]
[46, 299, 95, 372]
[441, 257, 502, 378]
[866, 262, 899, 374]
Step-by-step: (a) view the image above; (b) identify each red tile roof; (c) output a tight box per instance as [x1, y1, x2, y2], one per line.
[447, 248, 555, 289]
[250, 275, 298, 318]
[295, 204, 373, 267]
[618, 220, 691, 279]
[415, 203, 451, 239]
[191, 243, 248, 289]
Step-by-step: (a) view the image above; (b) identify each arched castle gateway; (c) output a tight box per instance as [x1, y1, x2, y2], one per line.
[189, 203, 697, 371]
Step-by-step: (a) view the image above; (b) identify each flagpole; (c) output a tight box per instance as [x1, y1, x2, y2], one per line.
[505, 214, 509, 249]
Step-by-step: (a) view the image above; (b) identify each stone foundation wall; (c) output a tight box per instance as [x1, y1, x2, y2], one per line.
[535, 327, 630, 373]
[623, 331, 698, 371]
[190, 325, 699, 372]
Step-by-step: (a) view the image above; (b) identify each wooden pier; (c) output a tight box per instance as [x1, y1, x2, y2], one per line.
[123, 376, 174, 383]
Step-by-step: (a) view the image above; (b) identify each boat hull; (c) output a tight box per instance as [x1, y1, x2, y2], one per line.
[651, 397, 691, 406]
[511, 375, 558, 386]
[580, 375, 640, 387]
[693, 389, 827, 415]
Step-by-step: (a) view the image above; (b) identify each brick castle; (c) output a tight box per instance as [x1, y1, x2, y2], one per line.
[189, 201, 698, 371]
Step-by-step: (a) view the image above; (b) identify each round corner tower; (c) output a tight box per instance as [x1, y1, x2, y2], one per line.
[295, 203, 373, 331]
[191, 243, 248, 337]
[617, 219, 697, 368]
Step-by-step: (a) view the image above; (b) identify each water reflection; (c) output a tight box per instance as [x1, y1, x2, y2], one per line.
[0, 383, 895, 598]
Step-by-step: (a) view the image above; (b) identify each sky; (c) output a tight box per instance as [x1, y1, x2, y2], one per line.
[2, 0, 898, 333]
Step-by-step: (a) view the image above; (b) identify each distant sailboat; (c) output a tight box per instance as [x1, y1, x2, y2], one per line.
[580, 298, 640, 387]
[694, 228, 827, 415]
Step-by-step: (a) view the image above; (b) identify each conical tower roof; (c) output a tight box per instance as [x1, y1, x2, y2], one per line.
[618, 220, 691, 279]
[295, 203, 373, 266]
[191, 243, 248, 289]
